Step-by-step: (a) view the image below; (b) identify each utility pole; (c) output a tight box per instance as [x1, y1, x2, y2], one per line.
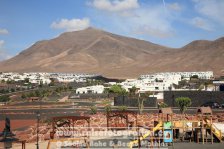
[36, 111, 40, 149]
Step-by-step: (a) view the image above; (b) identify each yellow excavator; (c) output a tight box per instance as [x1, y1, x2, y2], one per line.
[128, 121, 163, 148]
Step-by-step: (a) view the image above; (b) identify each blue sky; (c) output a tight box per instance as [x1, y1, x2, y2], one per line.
[0, 0, 224, 60]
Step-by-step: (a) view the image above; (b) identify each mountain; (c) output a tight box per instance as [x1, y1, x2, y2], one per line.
[0, 27, 223, 78]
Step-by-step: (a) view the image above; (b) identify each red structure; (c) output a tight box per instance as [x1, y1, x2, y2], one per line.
[51, 116, 90, 139]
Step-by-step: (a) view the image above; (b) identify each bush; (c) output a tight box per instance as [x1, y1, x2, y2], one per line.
[21, 93, 27, 99]
[175, 97, 192, 114]
[0, 95, 10, 102]
[118, 106, 127, 111]
[90, 106, 97, 114]
[190, 75, 199, 79]
[105, 105, 112, 113]
[10, 88, 15, 92]
[158, 102, 168, 108]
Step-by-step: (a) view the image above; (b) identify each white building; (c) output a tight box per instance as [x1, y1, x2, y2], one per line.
[140, 71, 213, 80]
[76, 85, 105, 94]
[0, 72, 100, 84]
[119, 74, 181, 92]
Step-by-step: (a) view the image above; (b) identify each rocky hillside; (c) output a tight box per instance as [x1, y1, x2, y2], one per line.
[0, 27, 223, 78]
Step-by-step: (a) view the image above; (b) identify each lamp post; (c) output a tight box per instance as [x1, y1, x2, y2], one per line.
[36, 111, 40, 149]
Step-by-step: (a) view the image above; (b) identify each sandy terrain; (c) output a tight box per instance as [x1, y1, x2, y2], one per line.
[0, 120, 36, 132]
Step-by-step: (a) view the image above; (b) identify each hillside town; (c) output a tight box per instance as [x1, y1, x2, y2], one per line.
[0, 72, 99, 84]
[0, 71, 222, 102]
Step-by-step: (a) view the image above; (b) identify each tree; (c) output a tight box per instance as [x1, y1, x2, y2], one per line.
[103, 88, 110, 94]
[10, 88, 15, 92]
[175, 97, 192, 114]
[24, 78, 29, 83]
[6, 80, 12, 84]
[49, 80, 55, 86]
[109, 85, 127, 95]
[28, 92, 35, 97]
[137, 92, 151, 114]
[68, 86, 73, 90]
[55, 87, 61, 94]
[129, 86, 137, 96]
[0, 89, 5, 94]
[109, 85, 128, 106]
[204, 82, 209, 91]
[21, 93, 27, 99]
[39, 80, 43, 88]
[35, 90, 41, 97]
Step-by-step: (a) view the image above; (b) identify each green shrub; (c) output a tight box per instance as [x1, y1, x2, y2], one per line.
[175, 97, 192, 114]
[105, 105, 112, 113]
[90, 106, 97, 114]
[0, 95, 10, 102]
[158, 102, 168, 108]
[118, 106, 127, 111]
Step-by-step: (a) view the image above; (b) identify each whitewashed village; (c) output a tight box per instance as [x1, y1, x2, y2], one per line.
[0, 71, 218, 97]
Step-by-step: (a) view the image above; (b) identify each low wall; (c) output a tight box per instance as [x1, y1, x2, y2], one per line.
[69, 93, 116, 99]
[114, 96, 157, 107]
[164, 91, 224, 107]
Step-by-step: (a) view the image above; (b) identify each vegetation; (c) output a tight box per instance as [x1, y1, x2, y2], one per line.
[105, 105, 112, 113]
[10, 88, 15, 92]
[190, 75, 199, 79]
[102, 99, 111, 105]
[103, 88, 110, 94]
[0, 89, 9, 94]
[68, 86, 73, 90]
[108, 85, 127, 95]
[0, 95, 10, 102]
[175, 97, 192, 114]
[49, 79, 55, 86]
[129, 86, 137, 96]
[90, 106, 97, 114]
[20, 88, 53, 100]
[24, 78, 29, 83]
[158, 102, 168, 108]
[86, 79, 104, 86]
[117, 106, 127, 111]
[21, 93, 27, 99]
[137, 92, 151, 114]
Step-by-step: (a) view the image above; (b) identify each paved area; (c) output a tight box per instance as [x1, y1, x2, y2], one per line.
[8, 137, 224, 149]
[169, 142, 224, 149]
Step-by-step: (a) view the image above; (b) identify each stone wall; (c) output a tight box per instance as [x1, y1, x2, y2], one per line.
[164, 91, 224, 107]
[13, 112, 224, 143]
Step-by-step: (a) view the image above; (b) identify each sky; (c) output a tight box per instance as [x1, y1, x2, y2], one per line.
[0, 0, 224, 61]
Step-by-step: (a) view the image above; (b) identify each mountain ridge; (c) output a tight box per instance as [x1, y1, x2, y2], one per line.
[0, 27, 223, 78]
